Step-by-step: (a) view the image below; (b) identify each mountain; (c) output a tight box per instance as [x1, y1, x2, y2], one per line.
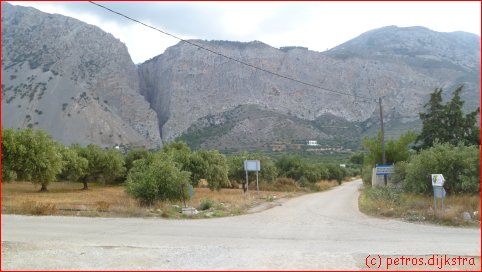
[138, 27, 479, 150]
[2, 3, 480, 152]
[1, 3, 161, 148]
[326, 25, 480, 110]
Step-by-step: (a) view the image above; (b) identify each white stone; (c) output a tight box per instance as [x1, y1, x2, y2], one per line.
[182, 207, 198, 215]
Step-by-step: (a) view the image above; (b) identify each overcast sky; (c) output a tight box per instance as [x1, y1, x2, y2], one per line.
[9, 1, 482, 64]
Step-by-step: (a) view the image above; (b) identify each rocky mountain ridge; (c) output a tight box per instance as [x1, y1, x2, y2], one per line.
[2, 2, 161, 148]
[139, 27, 479, 148]
[2, 3, 480, 151]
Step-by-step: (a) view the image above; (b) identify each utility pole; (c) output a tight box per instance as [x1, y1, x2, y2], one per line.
[378, 97, 387, 186]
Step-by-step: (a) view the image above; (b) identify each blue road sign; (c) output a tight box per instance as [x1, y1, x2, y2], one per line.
[376, 164, 394, 176]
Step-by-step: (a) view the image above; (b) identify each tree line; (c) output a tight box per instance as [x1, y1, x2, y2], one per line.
[5, 85, 476, 201]
[2, 130, 354, 205]
[358, 85, 480, 194]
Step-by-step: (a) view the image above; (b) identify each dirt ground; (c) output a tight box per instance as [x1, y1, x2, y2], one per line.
[2, 180, 480, 270]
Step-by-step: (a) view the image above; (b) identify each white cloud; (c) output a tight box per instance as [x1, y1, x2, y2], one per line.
[217, 2, 285, 38]
[122, 22, 183, 63]
[8, 1, 481, 63]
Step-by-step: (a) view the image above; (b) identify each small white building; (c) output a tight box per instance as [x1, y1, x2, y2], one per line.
[307, 140, 319, 146]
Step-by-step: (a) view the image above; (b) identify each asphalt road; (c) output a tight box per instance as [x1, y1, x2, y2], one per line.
[2, 180, 480, 270]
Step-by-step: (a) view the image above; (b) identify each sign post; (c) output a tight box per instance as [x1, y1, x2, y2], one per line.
[188, 184, 194, 216]
[245, 170, 248, 193]
[180, 183, 187, 208]
[181, 184, 197, 216]
[244, 160, 261, 193]
[431, 174, 446, 212]
[188, 184, 193, 199]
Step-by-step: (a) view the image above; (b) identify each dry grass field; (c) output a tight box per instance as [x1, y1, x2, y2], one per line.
[1, 180, 339, 218]
[359, 186, 480, 227]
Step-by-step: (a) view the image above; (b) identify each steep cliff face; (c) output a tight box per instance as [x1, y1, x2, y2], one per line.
[138, 27, 480, 147]
[3, 3, 479, 151]
[139, 40, 374, 142]
[1, 3, 161, 148]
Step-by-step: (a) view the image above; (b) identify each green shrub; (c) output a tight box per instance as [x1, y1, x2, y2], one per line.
[326, 164, 346, 184]
[125, 155, 190, 206]
[275, 156, 340, 184]
[199, 198, 214, 211]
[302, 164, 324, 183]
[404, 143, 479, 194]
[212, 210, 225, 217]
[345, 165, 361, 177]
[298, 176, 309, 187]
[363, 131, 417, 166]
[361, 165, 373, 186]
[275, 155, 304, 180]
[361, 131, 417, 187]
[392, 161, 409, 186]
[190, 150, 230, 191]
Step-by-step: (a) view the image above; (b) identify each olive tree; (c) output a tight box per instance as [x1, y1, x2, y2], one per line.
[60, 147, 88, 184]
[190, 150, 230, 191]
[102, 148, 126, 184]
[4, 129, 64, 191]
[125, 148, 149, 173]
[2, 128, 18, 181]
[73, 145, 125, 189]
[125, 154, 190, 206]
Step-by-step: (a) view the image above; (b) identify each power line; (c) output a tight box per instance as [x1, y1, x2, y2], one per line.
[88, 1, 377, 103]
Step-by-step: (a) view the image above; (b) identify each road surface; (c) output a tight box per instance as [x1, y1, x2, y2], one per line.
[2, 180, 480, 270]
